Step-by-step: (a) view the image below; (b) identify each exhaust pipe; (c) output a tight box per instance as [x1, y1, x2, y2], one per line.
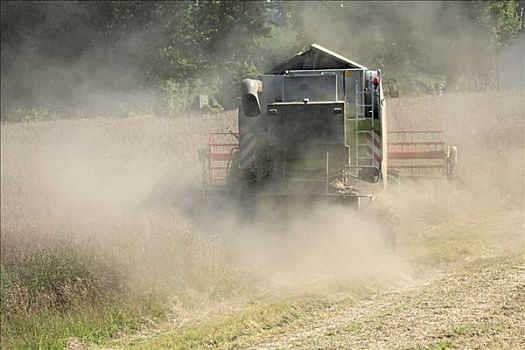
[241, 79, 262, 117]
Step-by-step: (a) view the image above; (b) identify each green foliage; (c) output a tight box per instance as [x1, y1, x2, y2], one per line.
[1, 245, 119, 313]
[258, 24, 305, 73]
[160, 79, 192, 114]
[481, 0, 523, 47]
[2, 296, 166, 350]
[3, 107, 61, 122]
[0, 1, 273, 116]
[0, 242, 167, 349]
[1, 1, 523, 118]
[449, 325, 469, 335]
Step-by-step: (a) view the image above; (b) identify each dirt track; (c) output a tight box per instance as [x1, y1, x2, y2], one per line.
[247, 256, 524, 350]
[102, 208, 523, 350]
[237, 205, 525, 350]
[235, 206, 525, 350]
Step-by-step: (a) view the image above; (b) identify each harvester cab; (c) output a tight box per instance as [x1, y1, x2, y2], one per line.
[202, 44, 457, 208]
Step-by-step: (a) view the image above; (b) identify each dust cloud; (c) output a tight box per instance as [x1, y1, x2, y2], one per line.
[1, 1, 523, 308]
[0, 111, 403, 298]
[2, 90, 523, 302]
[290, 1, 494, 90]
[0, 2, 164, 117]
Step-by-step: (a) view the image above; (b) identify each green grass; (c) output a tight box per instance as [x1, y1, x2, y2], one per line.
[124, 296, 354, 350]
[2, 296, 166, 349]
[398, 214, 496, 268]
[112, 279, 385, 350]
[0, 241, 169, 349]
[415, 326, 473, 350]
[431, 339, 454, 350]
[449, 325, 469, 336]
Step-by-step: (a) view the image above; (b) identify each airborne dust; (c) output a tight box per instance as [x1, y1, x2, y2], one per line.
[1, 1, 524, 322]
[2, 90, 523, 301]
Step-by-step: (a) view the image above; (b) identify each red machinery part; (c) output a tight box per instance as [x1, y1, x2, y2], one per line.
[207, 132, 239, 183]
[387, 130, 448, 177]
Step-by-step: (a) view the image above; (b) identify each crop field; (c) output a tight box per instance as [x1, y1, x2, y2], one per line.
[1, 91, 524, 349]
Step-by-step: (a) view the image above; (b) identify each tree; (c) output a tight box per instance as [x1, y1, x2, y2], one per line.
[482, 0, 523, 48]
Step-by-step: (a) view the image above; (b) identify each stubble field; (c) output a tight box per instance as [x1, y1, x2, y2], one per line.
[1, 91, 523, 349]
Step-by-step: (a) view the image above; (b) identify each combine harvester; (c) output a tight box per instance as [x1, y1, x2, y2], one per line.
[202, 44, 457, 210]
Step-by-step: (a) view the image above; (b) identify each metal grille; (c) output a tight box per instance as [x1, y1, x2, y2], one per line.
[206, 132, 239, 184]
[387, 130, 447, 177]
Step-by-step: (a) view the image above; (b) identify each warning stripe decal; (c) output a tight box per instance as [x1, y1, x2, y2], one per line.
[367, 130, 382, 168]
[240, 132, 256, 168]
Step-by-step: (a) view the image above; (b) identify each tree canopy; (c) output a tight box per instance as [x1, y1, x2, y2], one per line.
[1, 0, 523, 119]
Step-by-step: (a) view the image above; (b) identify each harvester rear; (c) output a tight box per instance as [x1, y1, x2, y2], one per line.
[201, 44, 457, 210]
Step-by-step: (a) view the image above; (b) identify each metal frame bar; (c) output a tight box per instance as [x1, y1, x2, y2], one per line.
[207, 132, 239, 183]
[387, 130, 448, 177]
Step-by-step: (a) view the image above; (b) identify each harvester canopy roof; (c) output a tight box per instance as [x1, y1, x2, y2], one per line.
[266, 43, 367, 74]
